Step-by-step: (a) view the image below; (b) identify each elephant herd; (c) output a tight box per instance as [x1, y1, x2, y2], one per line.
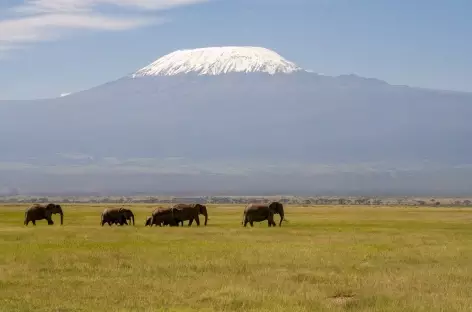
[23, 202, 286, 227]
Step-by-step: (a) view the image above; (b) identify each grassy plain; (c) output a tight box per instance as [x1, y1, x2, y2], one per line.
[1, 204, 472, 312]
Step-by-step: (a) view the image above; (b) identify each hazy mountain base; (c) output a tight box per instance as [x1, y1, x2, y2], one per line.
[1, 73, 472, 196]
[1, 164, 472, 196]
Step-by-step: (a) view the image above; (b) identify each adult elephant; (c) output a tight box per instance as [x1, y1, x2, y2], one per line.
[171, 203, 208, 226]
[242, 201, 285, 227]
[101, 207, 135, 226]
[24, 203, 64, 226]
[149, 204, 208, 227]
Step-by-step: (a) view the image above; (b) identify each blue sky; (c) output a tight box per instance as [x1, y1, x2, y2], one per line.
[0, 0, 471, 100]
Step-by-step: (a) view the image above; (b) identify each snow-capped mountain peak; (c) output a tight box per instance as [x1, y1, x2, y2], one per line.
[131, 46, 304, 77]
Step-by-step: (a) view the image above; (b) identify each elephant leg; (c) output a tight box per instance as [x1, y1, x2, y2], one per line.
[32, 220, 36, 226]
[250, 221, 254, 227]
[188, 218, 194, 226]
[194, 215, 200, 226]
[243, 215, 248, 227]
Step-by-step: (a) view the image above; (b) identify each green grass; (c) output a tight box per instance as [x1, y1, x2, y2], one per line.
[1, 204, 472, 311]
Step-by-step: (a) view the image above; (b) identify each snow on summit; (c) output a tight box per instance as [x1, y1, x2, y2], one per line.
[131, 46, 304, 77]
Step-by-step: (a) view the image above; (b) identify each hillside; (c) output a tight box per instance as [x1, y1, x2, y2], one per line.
[1, 47, 471, 195]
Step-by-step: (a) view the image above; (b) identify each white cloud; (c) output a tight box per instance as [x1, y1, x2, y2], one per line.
[12, 0, 209, 13]
[0, 0, 208, 53]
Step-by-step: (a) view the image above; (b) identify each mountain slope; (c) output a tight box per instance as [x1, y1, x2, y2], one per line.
[0, 46, 471, 195]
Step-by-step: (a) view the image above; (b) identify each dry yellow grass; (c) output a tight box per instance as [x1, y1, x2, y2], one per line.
[1, 204, 472, 311]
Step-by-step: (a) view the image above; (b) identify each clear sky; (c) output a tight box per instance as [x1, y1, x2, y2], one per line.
[1, 0, 471, 100]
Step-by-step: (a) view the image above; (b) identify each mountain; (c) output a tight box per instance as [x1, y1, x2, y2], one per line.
[1, 46, 472, 196]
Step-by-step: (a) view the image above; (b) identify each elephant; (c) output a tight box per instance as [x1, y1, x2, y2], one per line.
[101, 207, 135, 226]
[24, 203, 64, 226]
[149, 203, 208, 227]
[164, 218, 184, 227]
[241, 201, 285, 227]
[147, 207, 182, 227]
[145, 214, 182, 227]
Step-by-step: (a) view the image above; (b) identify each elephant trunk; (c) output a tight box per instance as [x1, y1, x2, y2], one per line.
[202, 208, 208, 226]
[59, 210, 64, 225]
[278, 204, 284, 227]
[279, 212, 284, 226]
[131, 213, 135, 226]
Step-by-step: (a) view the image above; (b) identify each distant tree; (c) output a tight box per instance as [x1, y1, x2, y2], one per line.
[38, 197, 48, 203]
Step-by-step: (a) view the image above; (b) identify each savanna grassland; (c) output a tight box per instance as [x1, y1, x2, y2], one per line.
[1, 204, 472, 312]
